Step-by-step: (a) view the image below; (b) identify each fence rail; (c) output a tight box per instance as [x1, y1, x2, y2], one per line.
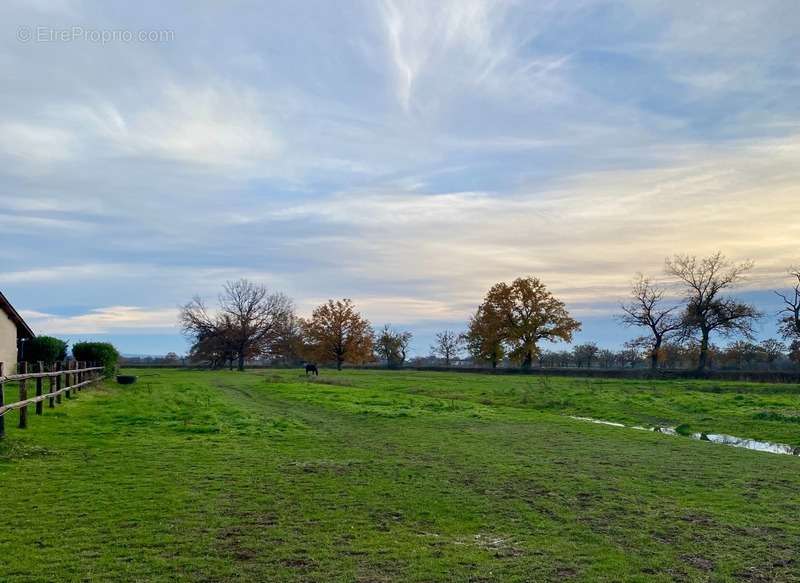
[0, 361, 105, 439]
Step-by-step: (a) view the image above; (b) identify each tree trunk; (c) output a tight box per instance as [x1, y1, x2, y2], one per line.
[522, 350, 533, 369]
[697, 331, 710, 372]
[651, 337, 662, 370]
[237, 353, 245, 371]
[337, 356, 343, 371]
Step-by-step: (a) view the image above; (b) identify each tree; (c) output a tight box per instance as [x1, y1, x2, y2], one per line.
[789, 340, 800, 365]
[464, 304, 505, 368]
[301, 299, 374, 370]
[481, 277, 581, 368]
[375, 325, 412, 368]
[430, 330, 463, 366]
[760, 339, 786, 368]
[187, 324, 237, 369]
[180, 279, 294, 371]
[776, 266, 800, 343]
[572, 342, 599, 368]
[597, 348, 616, 368]
[619, 274, 682, 370]
[720, 341, 761, 369]
[665, 252, 761, 372]
[620, 341, 643, 368]
[270, 313, 306, 365]
[23, 336, 68, 363]
[658, 340, 688, 369]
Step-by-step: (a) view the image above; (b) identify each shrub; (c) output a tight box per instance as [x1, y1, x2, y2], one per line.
[72, 342, 120, 377]
[24, 336, 68, 364]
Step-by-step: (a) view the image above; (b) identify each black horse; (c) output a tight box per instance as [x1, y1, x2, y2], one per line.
[305, 363, 319, 376]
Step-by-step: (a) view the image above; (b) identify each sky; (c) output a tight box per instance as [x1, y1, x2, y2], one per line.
[1, 0, 799, 357]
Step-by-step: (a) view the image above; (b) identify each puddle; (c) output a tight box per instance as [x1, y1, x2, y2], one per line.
[568, 416, 800, 456]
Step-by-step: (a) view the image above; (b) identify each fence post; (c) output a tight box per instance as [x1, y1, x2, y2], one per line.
[48, 363, 55, 408]
[0, 362, 5, 439]
[18, 362, 28, 429]
[56, 362, 63, 404]
[65, 361, 72, 399]
[79, 361, 84, 390]
[35, 361, 44, 415]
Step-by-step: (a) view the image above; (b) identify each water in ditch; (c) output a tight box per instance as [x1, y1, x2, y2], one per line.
[568, 416, 800, 456]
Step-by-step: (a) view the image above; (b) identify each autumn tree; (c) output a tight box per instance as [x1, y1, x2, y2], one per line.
[270, 313, 306, 365]
[464, 303, 505, 368]
[776, 266, 800, 343]
[481, 277, 580, 368]
[619, 274, 682, 370]
[180, 279, 294, 371]
[665, 253, 761, 372]
[375, 324, 412, 368]
[430, 330, 463, 366]
[301, 299, 374, 370]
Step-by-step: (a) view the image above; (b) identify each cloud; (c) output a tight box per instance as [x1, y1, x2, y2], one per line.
[378, 0, 570, 113]
[271, 132, 800, 319]
[0, 121, 78, 171]
[21, 306, 179, 334]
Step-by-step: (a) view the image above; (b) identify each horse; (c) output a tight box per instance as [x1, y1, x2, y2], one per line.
[305, 363, 319, 376]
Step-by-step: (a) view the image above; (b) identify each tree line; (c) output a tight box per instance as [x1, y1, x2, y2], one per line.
[178, 253, 800, 372]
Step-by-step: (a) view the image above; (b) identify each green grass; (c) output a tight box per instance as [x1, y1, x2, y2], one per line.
[0, 368, 798, 582]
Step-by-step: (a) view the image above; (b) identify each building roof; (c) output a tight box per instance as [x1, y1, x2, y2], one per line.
[0, 291, 35, 339]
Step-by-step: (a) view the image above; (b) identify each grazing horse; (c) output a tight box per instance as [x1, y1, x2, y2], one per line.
[305, 363, 319, 376]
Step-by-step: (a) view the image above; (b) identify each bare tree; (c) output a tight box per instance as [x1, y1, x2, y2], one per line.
[776, 266, 800, 342]
[665, 252, 761, 372]
[759, 339, 786, 368]
[430, 330, 463, 367]
[619, 274, 682, 370]
[180, 279, 294, 371]
[375, 324, 413, 368]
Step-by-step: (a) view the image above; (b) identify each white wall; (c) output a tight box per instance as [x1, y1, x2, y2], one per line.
[0, 309, 18, 375]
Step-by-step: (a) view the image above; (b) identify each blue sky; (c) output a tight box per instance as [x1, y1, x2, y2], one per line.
[1, 1, 799, 356]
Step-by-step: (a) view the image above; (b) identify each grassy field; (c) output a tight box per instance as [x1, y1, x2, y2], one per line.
[1, 368, 799, 582]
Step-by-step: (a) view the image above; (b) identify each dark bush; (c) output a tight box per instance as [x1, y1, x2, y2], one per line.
[72, 342, 120, 377]
[24, 336, 68, 363]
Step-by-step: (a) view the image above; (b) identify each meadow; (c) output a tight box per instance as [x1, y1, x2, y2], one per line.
[1, 368, 798, 582]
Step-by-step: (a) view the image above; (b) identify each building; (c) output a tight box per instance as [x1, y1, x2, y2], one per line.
[0, 291, 35, 375]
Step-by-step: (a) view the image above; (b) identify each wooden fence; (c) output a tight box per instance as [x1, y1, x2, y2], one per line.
[0, 361, 105, 439]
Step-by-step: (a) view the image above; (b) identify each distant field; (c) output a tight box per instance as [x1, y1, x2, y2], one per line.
[1, 369, 799, 582]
